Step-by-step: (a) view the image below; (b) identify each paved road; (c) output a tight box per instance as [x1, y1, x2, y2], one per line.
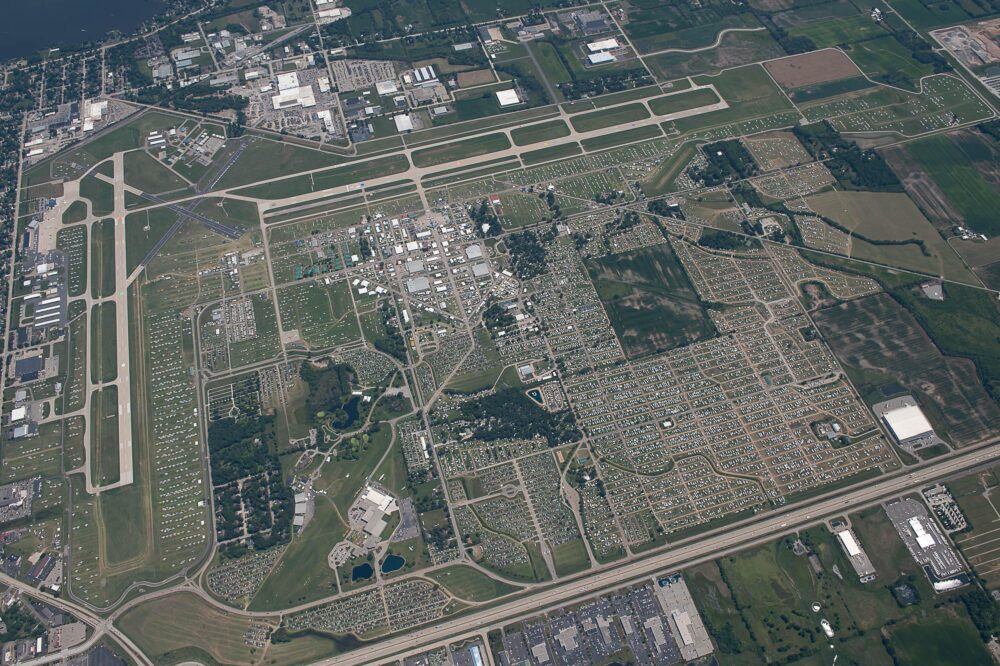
[318, 442, 1000, 666]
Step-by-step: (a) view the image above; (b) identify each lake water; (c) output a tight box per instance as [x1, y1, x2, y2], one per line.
[0, 0, 166, 60]
[351, 562, 374, 582]
[381, 554, 405, 573]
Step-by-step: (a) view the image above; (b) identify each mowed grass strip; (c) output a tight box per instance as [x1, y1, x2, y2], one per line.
[233, 154, 410, 199]
[511, 120, 571, 146]
[649, 87, 721, 116]
[570, 103, 651, 133]
[582, 126, 662, 152]
[521, 142, 582, 165]
[411, 133, 511, 168]
[89, 385, 119, 486]
[425, 565, 523, 602]
[90, 302, 117, 384]
[90, 218, 115, 299]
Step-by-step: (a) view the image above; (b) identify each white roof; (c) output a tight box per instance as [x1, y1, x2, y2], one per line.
[909, 517, 936, 549]
[588, 52, 616, 65]
[277, 71, 300, 91]
[883, 404, 933, 441]
[496, 89, 521, 107]
[10, 407, 26, 422]
[587, 38, 619, 52]
[362, 486, 396, 513]
[670, 610, 695, 646]
[394, 114, 413, 132]
[837, 530, 861, 557]
[375, 80, 398, 95]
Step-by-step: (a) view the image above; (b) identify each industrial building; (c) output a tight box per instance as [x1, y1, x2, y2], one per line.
[832, 525, 877, 582]
[873, 396, 945, 451]
[495, 89, 522, 107]
[271, 72, 317, 110]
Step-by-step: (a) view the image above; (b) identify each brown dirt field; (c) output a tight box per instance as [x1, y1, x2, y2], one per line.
[456, 69, 497, 88]
[765, 48, 863, 88]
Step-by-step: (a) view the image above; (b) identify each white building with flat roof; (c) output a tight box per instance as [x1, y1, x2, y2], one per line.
[588, 52, 616, 65]
[496, 89, 521, 106]
[394, 114, 414, 132]
[883, 404, 934, 442]
[587, 38, 619, 52]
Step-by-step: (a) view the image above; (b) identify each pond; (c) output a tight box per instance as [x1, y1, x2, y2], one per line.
[350, 562, 374, 582]
[381, 554, 405, 573]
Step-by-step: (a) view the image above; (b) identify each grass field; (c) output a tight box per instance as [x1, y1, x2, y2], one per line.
[551, 539, 590, 577]
[90, 302, 117, 384]
[425, 565, 522, 602]
[63, 200, 87, 224]
[80, 175, 114, 216]
[587, 240, 717, 358]
[649, 88, 721, 116]
[805, 190, 976, 283]
[570, 104, 651, 133]
[887, 614, 990, 665]
[90, 218, 115, 299]
[510, 120, 570, 147]
[90, 386, 120, 486]
[233, 155, 410, 200]
[276, 280, 360, 350]
[645, 29, 785, 80]
[117, 592, 266, 665]
[640, 143, 697, 197]
[123, 151, 189, 195]
[674, 64, 793, 134]
[581, 126, 662, 152]
[521, 142, 582, 165]
[215, 137, 347, 190]
[411, 133, 511, 168]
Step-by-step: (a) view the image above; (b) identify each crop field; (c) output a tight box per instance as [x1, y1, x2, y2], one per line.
[764, 48, 863, 89]
[587, 240, 717, 358]
[896, 132, 1000, 237]
[786, 14, 888, 48]
[812, 293, 1000, 446]
[571, 104, 651, 133]
[276, 280, 360, 350]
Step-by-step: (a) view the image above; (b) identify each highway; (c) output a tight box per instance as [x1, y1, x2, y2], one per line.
[318, 442, 1000, 666]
